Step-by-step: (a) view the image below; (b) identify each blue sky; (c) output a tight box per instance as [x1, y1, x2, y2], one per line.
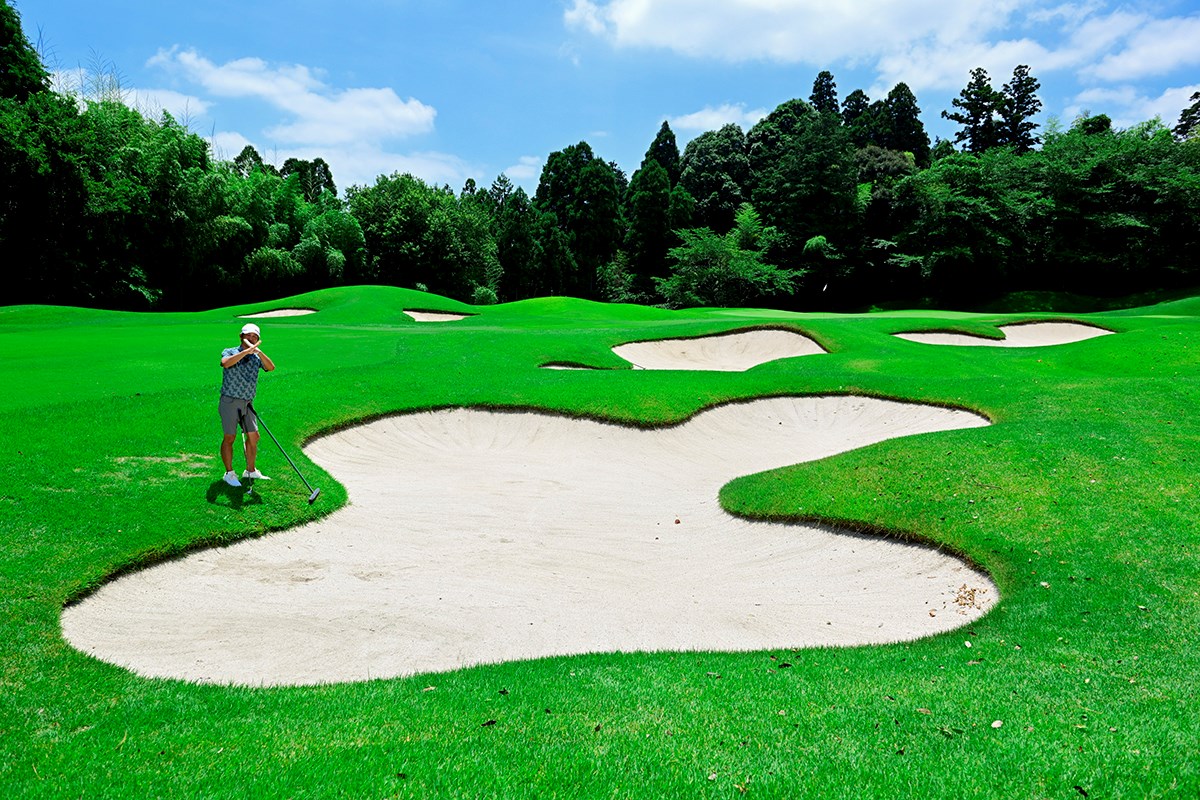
[17, 0, 1200, 193]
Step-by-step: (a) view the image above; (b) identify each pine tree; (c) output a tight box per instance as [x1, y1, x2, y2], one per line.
[942, 67, 1004, 153]
[999, 64, 1043, 153]
[643, 120, 682, 185]
[841, 89, 870, 126]
[624, 160, 673, 291]
[855, 100, 892, 150]
[885, 82, 931, 166]
[810, 71, 839, 116]
[534, 142, 623, 295]
[1175, 91, 1200, 140]
[842, 90, 885, 149]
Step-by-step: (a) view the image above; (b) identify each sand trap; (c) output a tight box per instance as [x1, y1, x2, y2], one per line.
[403, 310, 469, 322]
[613, 329, 825, 371]
[894, 321, 1112, 347]
[63, 395, 996, 686]
[238, 308, 317, 318]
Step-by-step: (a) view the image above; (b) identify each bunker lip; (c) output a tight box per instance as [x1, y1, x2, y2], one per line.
[403, 309, 471, 322]
[894, 321, 1114, 347]
[612, 328, 827, 371]
[540, 361, 602, 370]
[238, 308, 318, 318]
[62, 395, 998, 687]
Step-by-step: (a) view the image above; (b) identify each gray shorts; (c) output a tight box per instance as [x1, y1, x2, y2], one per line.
[219, 395, 258, 436]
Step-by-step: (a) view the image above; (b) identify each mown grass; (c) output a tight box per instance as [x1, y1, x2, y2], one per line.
[1, 285, 1197, 798]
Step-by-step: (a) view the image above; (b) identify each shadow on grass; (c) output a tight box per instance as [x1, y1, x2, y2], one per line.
[205, 479, 264, 509]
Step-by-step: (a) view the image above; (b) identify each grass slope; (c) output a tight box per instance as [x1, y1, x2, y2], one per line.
[1, 286, 1197, 798]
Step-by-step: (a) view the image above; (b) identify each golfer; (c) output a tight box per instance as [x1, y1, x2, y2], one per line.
[219, 323, 276, 487]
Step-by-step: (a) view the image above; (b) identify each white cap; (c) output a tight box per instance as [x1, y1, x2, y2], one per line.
[241, 323, 261, 336]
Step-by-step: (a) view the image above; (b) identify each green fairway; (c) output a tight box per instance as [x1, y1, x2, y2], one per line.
[1, 285, 1197, 798]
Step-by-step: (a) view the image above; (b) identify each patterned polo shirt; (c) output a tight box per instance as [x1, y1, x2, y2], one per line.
[220, 347, 264, 400]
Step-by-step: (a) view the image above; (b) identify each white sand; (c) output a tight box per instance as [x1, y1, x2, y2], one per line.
[238, 309, 317, 318]
[403, 310, 468, 322]
[62, 396, 997, 687]
[613, 329, 826, 371]
[894, 321, 1112, 347]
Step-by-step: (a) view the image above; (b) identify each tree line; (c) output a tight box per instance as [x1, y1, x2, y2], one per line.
[3, 0, 1200, 311]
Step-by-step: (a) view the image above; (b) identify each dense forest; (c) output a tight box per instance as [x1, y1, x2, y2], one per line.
[3, 1, 1199, 312]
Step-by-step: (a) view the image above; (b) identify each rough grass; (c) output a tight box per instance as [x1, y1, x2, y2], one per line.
[1, 285, 1197, 798]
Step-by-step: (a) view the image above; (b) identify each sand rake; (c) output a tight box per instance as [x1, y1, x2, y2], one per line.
[248, 401, 321, 504]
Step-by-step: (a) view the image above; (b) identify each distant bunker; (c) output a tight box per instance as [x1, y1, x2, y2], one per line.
[238, 308, 318, 318]
[403, 310, 470, 322]
[894, 321, 1113, 347]
[543, 328, 826, 372]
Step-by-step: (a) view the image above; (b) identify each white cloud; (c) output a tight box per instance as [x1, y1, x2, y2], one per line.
[49, 67, 212, 124]
[148, 48, 324, 102]
[127, 88, 211, 122]
[671, 103, 768, 132]
[1087, 16, 1200, 81]
[322, 145, 480, 191]
[263, 87, 436, 146]
[1026, 1, 1105, 25]
[567, 0, 1200, 118]
[198, 131, 477, 190]
[49, 68, 98, 98]
[136, 48, 476, 191]
[503, 155, 544, 180]
[564, 0, 608, 35]
[568, 0, 1025, 64]
[871, 8, 1178, 97]
[873, 38, 1053, 97]
[148, 47, 436, 146]
[1062, 9, 1145, 58]
[207, 131, 255, 162]
[1066, 83, 1200, 129]
[1067, 85, 1140, 118]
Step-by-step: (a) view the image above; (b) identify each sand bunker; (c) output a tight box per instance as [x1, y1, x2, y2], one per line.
[238, 308, 317, 318]
[403, 310, 468, 322]
[613, 329, 825, 371]
[894, 321, 1112, 347]
[63, 396, 997, 686]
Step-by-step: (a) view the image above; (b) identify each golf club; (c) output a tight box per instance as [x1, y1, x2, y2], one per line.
[238, 408, 253, 497]
[247, 401, 321, 504]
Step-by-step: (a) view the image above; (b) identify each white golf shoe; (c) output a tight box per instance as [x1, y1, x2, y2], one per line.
[223, 471, 242, 487]
[242, 469, 270, 480]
